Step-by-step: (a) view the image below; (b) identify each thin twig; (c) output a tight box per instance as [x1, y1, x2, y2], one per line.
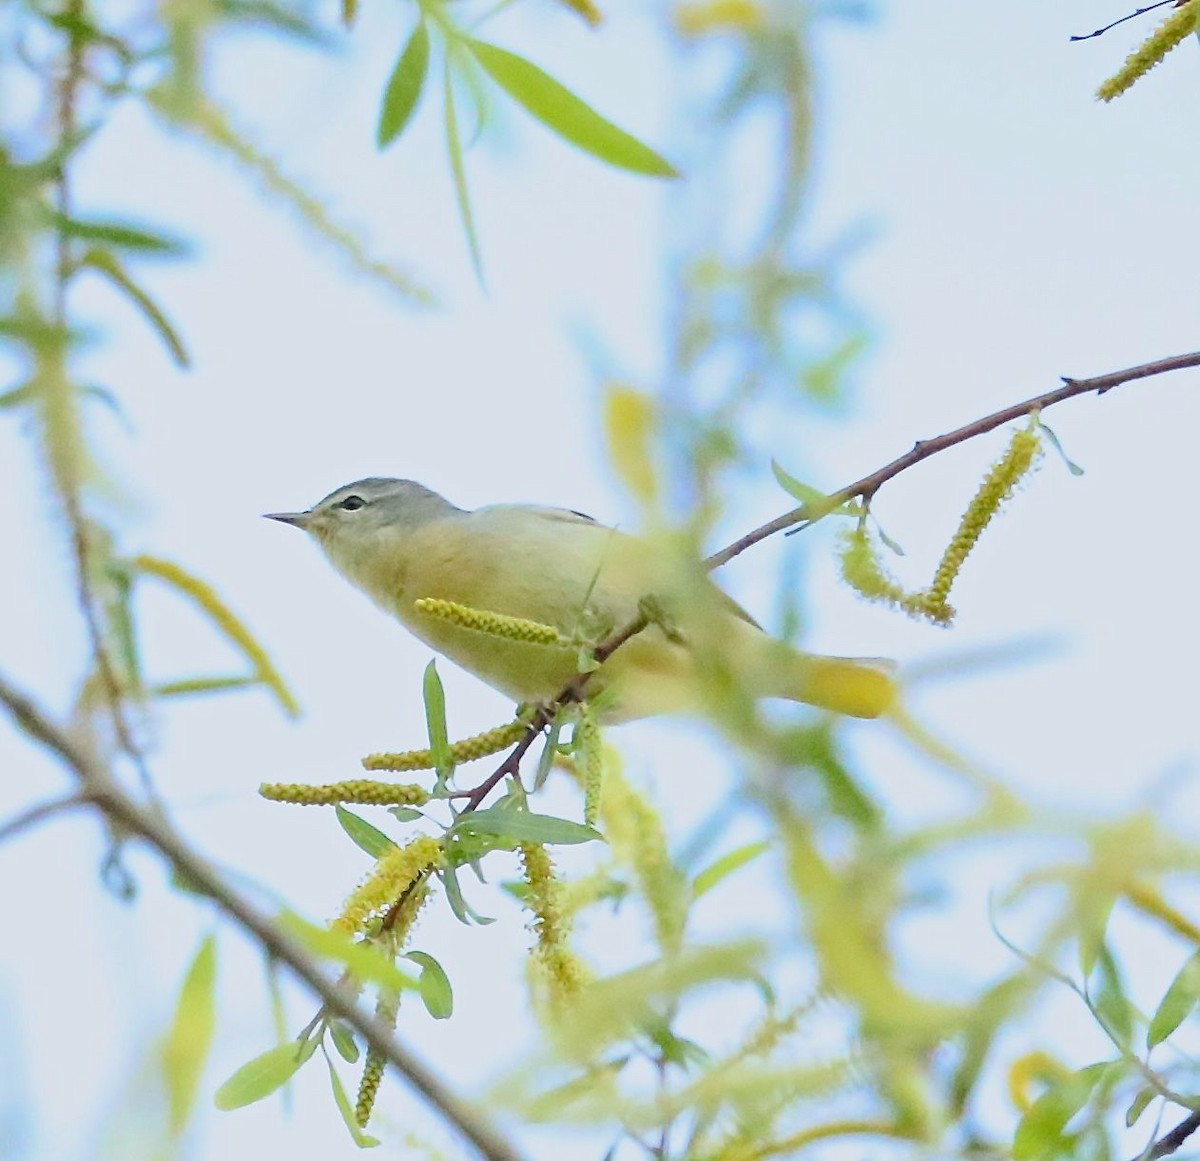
[706, 349, 1200, 570]
[51, 6, 157, 802]
[1137, 1110, 1200, 1161]
[1071, 1, 1176, 41]
[0, 671, 524, 1161]
[0, 792, 95, 846]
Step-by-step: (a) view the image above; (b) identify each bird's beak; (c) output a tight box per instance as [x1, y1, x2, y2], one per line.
[263, 510, 310, 530]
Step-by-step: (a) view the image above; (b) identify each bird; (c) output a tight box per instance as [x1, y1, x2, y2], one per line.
[265, 478, 896, 723]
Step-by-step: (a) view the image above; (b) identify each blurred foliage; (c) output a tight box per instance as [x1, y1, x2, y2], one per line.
[3, 3, 1200, 1161]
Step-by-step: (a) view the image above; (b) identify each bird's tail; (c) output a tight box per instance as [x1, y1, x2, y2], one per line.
[764, 648, 898, 719]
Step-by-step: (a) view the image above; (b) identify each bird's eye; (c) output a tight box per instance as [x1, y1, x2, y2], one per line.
[338, 495, 366, 511]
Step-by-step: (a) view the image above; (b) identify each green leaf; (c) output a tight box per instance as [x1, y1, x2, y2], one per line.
[329, 1020, 360, 1063]
[323, 1048, 380, 1147]
[466, 40, 678, 178]
[103, 559, 142, 688]
[0, 381, 35, 409]
[692, 840, 770, 899]
[378, 22, 430, 147]
[214, 1042, 306, 1110]
[1125, 1085, 1157, 1129]
[279, 913, 420, 994]
[79, 248, 190, 367]
[439, 866, 495, 926]
[1148, 951, 1200, 1047]
[153, 675, 258, 698]
[48, 210, 188, 254]
[1092, 946, 1133, 1048]
[389, 806, 424, 822]
[335, 805, 397, 859]
[422, 659, 453, 786]
[163, 934, 218, 1134]
[770, 460, 853, 519]
[405, 951, 453, 1019]
[455, 807, 602, 846]
[443, 59, 484, 281]
[1012, 1062, 1114, 1161]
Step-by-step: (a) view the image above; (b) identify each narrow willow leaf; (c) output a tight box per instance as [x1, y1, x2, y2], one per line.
[456, 807, 602, 846]
[1012, 1062, 1114, 1161]
[1125, 1085, 1157, 1129]
[378, 22, 430, 147]
[335, 805, 397, 859]
[1147, 951, 1200, 1047]
[443, 60, 484, 280]
[104, 560, 141, 688]
[80, 247, 191, 367]
[769, 460, 853, 520]
[279, 913, 420, 993]
[422, 659, 453, 787]
[405, 951, 454, 1019]
[1092, 946, 1133, 1048]
[439, 866, 495, 925]
[466, 40, 677, 178]
[153, 675, 258, 698]
[0, 381, 35, 408]
[48, 210, 188, 254]
[329, 1020, 360, 1063]
[163, 934, 218, 1134]
[692, 840, 770, 899]
[389, 806, 424, 822]
[132, 554, 300, 717]
[323, 1048, 380, 1147]
[214, 1042, 305, 1110]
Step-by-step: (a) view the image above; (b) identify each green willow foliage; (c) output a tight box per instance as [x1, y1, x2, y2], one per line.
[4, 3, 1200, 1161]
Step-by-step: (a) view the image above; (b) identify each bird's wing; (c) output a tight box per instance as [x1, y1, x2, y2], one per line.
[504, 504, 599, 526]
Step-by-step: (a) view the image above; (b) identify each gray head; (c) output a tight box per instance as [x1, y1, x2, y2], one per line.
[264, 478, 461, 549]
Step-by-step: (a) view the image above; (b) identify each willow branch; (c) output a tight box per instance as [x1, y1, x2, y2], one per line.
[0, 791, 96, 845]
[1137, 1110, 1200, 1161]
[706, 349, 1200, 569]
[0, 672, 524, 1161]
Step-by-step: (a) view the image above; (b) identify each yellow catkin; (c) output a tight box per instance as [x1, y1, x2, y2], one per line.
[839, 527, 940, 624]
[600, 755, 687, 954]
[354, 989, 401, 1127]
[362, 719, 527, 771]
[414, 598, 570, 646]
[132, 554, 300, 716]
[1098, 0, 1198, 101]
[919, 426, 1042, 619]
[574, 708, 604, 827]
[553, 0, 603, 25]
[332, 836, 442, 937]
[258, 780, 430, 806]
[520, 843, 587, 1007]
[673, 0, 764, 37]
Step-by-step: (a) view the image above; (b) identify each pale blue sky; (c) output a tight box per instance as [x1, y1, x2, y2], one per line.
[2, 4, 1199, 1158]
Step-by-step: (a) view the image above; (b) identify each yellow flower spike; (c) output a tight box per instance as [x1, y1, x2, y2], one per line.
[355, 989, 401, 1128]
[673, 0, 765, 38]
[599, 752, 687, 954]
[1098, 0, 1198, 101]
[574, 707, 604, 827]
[258, 780, 430, 806]
[332, 836, 443, 938]
[362, 719, 527, 771]
[520, 843, 587, 1008]
[414, 598, 571, 646]
[920, 425, 1042, 619]
[839, 526, 942, 624]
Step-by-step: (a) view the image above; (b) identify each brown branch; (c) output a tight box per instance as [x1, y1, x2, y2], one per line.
[1137, 1110, 1200, 1161]
[51, 7, 157, 802]
[458, 613, 649, 810]
[706, 349, 1200, 570]
[0, 791, 96, 845]
[0, 671, 525, 1161]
